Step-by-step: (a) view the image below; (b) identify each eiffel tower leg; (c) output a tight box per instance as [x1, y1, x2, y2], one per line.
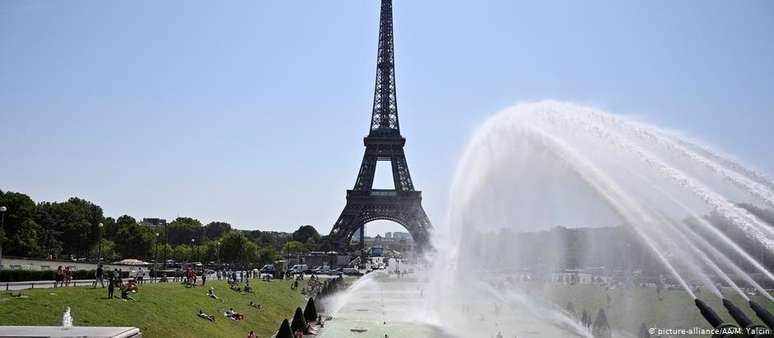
[360, 224, 366, 267]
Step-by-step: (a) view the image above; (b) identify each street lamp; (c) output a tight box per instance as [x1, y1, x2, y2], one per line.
[0, 206, 7, 269]
[163, 222, 168, 269]
[191, 238, 196, 264]
[154, 232, 159, 282]
[216, 241, 221, 266]
[97, 223, 103, 263]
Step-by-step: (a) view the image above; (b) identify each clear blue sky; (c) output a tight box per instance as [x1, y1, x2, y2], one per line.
[1, 0, 772, 235]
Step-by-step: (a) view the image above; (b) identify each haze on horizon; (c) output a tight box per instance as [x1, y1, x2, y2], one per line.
[1, 0, 773, 234]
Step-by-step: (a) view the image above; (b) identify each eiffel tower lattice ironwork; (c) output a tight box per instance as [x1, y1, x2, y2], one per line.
[329, 0, 432, 251]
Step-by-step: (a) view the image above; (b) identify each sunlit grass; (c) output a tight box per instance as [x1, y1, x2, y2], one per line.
[0, 279, 308, 338]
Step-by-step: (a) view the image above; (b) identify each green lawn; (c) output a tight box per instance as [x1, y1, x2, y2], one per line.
[0, 279, 309, 338]
[524, 283, 774, 334]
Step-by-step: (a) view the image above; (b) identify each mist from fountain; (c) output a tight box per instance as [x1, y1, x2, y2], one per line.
[62, 306, 72, 328]
[423, 101, 774, 337]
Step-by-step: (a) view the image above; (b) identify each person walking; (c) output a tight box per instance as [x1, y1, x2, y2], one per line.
[55, 266, 63, 288]
[63, 267, 72, 287]
[93, 264, 105, 288]
[201, 271, 207, 286]
[136, 267, 145, 285]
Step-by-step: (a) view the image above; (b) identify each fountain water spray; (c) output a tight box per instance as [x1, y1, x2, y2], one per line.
[429, 101, 774, 337]
[62, 306, 73, 328]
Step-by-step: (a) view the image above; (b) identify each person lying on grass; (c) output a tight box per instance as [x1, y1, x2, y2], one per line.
[225, 308, 245, 320]
[248, 301, 261, 310]
[207, 287, 218, 299]
[243, 282, 253, 293]
[198, 309, 215, 322]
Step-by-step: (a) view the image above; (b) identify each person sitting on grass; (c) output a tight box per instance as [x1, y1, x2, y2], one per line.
[207, 287, 218, 300]
[243, 281, 253, 293]
[230, 282, 242, 292]
[248, 301, 261, 310]
[198, 309, 215, 322]
[120, 285, 136, 301]
[125, 279, 139, 293]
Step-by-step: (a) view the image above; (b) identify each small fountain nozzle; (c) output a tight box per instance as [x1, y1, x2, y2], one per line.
[696, 299, 724, 328]
[749, 300, 774, 330]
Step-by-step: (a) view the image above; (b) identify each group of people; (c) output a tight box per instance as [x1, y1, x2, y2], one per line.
[92, 265, 139, 301]
[54, 266, 73, 287]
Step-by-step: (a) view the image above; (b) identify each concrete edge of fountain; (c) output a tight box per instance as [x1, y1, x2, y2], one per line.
[0, 326, 142, 337]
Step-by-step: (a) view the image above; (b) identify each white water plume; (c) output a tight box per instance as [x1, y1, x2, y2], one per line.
[426, 101, 774, 337]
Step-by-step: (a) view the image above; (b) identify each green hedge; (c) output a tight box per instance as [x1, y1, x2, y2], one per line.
[0, 269, 130, 282]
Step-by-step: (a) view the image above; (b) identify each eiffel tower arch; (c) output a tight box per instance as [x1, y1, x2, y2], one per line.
[329, 0, 432, 251]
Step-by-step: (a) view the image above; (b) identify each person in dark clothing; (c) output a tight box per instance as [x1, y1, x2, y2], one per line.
[121, 286, 134, 301]
[93, 264, 105, 288]
[108, 277, 115, 299]
[201, 273, 207, 286]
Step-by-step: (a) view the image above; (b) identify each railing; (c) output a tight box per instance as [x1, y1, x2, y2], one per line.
[3, 277, 169, 291]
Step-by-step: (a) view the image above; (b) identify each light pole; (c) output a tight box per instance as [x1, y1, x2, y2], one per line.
[0, 206, 7, 269]
[191, 238, 196, 264]
[154, 232, 159, 282]
[216, 241, 221, 266]
[97, 223, 103, 263]
[163, 222, 168, 269]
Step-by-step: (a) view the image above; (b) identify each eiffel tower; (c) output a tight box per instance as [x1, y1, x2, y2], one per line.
[329, 0, 432, 251]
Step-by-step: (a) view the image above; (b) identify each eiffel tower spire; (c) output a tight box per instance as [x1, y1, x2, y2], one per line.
[369, 0, 400, 136]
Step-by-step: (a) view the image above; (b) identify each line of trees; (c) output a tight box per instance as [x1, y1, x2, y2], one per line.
[0, 189, 332, 266]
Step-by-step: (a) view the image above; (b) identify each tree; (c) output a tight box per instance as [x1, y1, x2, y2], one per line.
[292, 225, 320, 245]
[102, 217, 118, 241]
[303, 298, 318, 322]
[34, 197, 103, 258]
[172, 245, 193, 262]
[316, 235, 334, 252]
[160, 243, 173, 263]
[203, 241, 220, 263]
[90, 239, 119, 262]
[283, 241, 306, 255]
[243, 241, 259, 264]
[204, 221, 231, 241]
[256, 247, 277, 266]
[290, 307, 307, 333]
[276, 319, 292, 338]
[113, 215, 155, 259]
[219, 232, 250, 264]
[0, 191, 42, 257]
[166, 217, 203, 245]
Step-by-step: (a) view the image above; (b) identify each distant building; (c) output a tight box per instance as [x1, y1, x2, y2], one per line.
[392, 231, 411, 241]
[141, 218, 167, 228]
[351, 228, 371, 242]
[385, 232, 393, 239]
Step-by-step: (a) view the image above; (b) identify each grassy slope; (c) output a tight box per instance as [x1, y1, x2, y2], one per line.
[0, 279, 308, 338]
[525, 283, 774, 334]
